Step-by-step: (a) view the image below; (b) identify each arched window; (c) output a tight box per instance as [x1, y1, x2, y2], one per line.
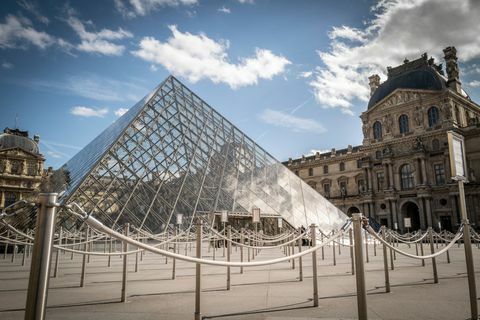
[308, 168, 313, 176]
[400, 164, 414, 190]
[432, 139, 440, 151]
[399, 114, 409, 134]
[323, 165, 328, 174]
[339, 162, 345, 171]
[428, 106, 440, 127]
[373, 121, 382, 140]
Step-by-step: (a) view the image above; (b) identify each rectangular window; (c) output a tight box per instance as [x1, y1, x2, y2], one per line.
[10, 160, 23, 175]
[323, 183, 330, 197]
[308, 168, 313, 176]
[27, 161, 37, 176]
[339, 181, 347, 196]
[434, 164, 445, 185]
[357, 179, 365, 193]
[377, 171, 385, 191]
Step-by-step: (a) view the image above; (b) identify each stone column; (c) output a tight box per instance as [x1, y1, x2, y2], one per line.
[384, 163, 391, 189]
[415, 158, 421, 187]
[363, 168, 369, 191]
[450, 194, 460, 227]
[425, 197, 433, 228]
[419, 198, 427, 230]
[369, 202, 375, 219]
[368, 168, 374, 192]
[390, 165, 396, 190]
[421, 157, 428, 185]
[391, 200, 399, 230]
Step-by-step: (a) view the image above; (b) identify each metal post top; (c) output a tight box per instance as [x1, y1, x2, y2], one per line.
[351, 213, 364, 221]
[309, 223, 317, 227]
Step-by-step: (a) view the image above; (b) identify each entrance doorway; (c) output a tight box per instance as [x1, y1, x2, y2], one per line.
[401, 201, 421, 231]
[347, 206, 360, 217]
[439, 216, 452, 232]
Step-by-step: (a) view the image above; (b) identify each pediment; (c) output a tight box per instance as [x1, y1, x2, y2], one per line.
[367, 88, 437, 114]
[0, 147, 42, 159]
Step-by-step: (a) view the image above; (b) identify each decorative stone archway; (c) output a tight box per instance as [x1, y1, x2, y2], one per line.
[346, 206, 360, 217]
[400, 201, 421, 231]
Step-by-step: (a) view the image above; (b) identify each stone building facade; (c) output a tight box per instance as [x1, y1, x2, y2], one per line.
[285, 47, 480, 232]
[0, 128, 45, 209]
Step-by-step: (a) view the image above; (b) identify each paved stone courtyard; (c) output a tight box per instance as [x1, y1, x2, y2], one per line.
[0, 241, 478, 319]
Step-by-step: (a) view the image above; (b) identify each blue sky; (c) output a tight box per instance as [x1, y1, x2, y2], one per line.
[1, 0, 479, 169]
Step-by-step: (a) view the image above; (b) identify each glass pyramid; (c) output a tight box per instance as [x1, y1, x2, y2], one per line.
[60, 76, 347, 233]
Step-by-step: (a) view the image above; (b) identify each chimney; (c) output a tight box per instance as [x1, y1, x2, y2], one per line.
[443, 46, 462, 94]
[368, 74, 380, 97]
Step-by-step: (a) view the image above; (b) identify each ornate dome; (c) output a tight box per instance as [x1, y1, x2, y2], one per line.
[368, 66, 446, 109]
[0, 128, 40, 154]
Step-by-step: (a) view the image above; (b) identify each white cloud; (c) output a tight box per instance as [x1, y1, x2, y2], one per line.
[132, 25, 291, 89]
[299, 71, 312, 78]
[0, 14, 55, 49]
[46, 151, 63, 159]
[1, 62, 13, 69]
[71, 106, 109, 117]
[307, 149, 330, 156]
[259, 108, 326, 134]
[26, 75, 148, 102]
[218, 6, 231, 14]
[238, 0, 254, 4]
[114, 108, 129, 116]
[310, 0, 480, 115]
[115, 0, 197, 18]
[66, 15, 133, 56]
[18, 0, 50, 25]
[150, 64, 158, 71]
[468, 80, 480, 88]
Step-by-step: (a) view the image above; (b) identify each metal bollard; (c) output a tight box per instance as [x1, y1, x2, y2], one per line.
[321, 232, 324, 260]
[297, 228, 303, 281]
[3, 230, 9, 259]
[381, 226, 390, 293]
[194, 220, 203, 320]
[310, 224, 319, 307]
[12, 233, 17, 263]
[240, 229, 244, 274]
[332, 230, 336, 266]
[374, 237, 377, 256]
[53, 227, 63, 278]
[291, 236, 295, 270]
[364, 231, 369, 263]
[227, 225, 231, 290]
[420, 236, 425, 267]
[349, 228, 354, 275]
[108, 237, 112, 267]
[389, 235, 394, 271]
[24, 193, 58, 320]
[135, 236, 139, 273]
[87, 227, 91, 263]
[172, 228, 176, 279]
[445, 234, 450, 264]
[22, 241, 27, 267]
[80, 232, 87, 287]
[428, 228, 438, 284]
[71, 232, 75, 260]
[352, 213, 368, 320]
[121, 223, 129, 302]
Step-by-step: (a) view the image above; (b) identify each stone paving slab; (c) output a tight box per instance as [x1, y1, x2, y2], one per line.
[0, 242, 478, 319]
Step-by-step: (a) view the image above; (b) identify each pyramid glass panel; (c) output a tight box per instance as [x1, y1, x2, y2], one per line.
[60, 76, 347, 233]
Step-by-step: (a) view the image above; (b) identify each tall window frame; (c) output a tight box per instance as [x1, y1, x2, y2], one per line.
[373, 121, 382, 140]
[400, 164, 414, 190]
[428, 106, 440, 127]
[434, 163, 446, 185]
[399, 114, 409, 134]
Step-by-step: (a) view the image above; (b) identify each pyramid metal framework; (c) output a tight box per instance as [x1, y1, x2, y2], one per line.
[60, 76, 347, 233]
